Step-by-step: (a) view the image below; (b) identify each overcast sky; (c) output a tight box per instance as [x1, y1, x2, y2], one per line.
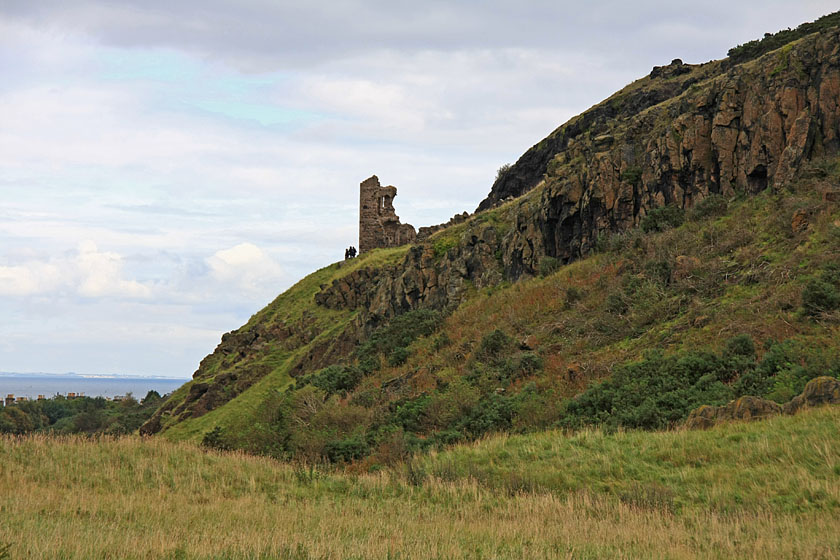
[1, 1, 836, 377]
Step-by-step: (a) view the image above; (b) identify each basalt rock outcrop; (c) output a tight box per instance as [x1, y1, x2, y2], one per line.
[685, 376, 840, 429]
[142, 19, 840, 438]
[316, 223, 504, 333]
[315, 25, 840, 326]
[478, 26, 840, 266]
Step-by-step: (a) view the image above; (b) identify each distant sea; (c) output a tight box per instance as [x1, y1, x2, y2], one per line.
[0, 373, 187, 400]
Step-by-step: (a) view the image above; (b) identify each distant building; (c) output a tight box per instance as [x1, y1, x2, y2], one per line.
[358, 175, 416, 253]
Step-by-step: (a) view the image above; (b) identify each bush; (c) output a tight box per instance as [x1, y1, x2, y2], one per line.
[539, 256, 561, 277]
[355, 309, 443, 368]
[298, 365, 363, 396]
[456, 393, 519, 437]
[477, 329, 513, 360]
[621, 166, 643, 187]
[725, 334, 756, 359]
[644, 259, 672, 287]
[562, 349, 735, 430]
[495, 163, 512, 183]
[202, 426, 232, 451]
[640, 205, 685, 233]
[324, 433, 369, 463]
[801, 278, 840, 316]
[565, 286, 583, 305]
[605, 292, 628, 315]
[387, 347, 410, 367]
[687, 194, 728, 221]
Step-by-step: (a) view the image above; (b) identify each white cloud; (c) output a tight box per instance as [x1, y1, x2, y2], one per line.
[0, 241, 150, 299]
[75, 240, 151, 298]
[206, 242, 286, 298]
[0, 261, 62, 296]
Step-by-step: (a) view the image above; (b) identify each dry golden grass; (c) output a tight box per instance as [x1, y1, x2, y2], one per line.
[2, 407, 840, 559]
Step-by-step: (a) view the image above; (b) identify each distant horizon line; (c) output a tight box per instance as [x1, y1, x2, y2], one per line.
[0, 371, 190, 380]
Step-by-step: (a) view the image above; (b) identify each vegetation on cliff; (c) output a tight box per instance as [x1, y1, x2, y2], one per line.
[146, 154, 840, 466]
[727, 10, 840, 63]
[139, 13, 840, 467]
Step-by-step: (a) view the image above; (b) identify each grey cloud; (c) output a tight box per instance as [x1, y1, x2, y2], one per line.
[4, 1, 838, 70]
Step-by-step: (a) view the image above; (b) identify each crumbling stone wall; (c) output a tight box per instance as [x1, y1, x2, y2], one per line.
[359, 175, 416, 253]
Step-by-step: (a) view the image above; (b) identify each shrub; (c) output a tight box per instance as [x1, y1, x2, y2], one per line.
[801, 278, 840, 316]
[539, 256, 561, 277]
[202, 426, 232, 451]
[644, 259, 672, 287]
[389, 396, 431, 432]
[298, 365, 363, 396]
[324, 433, 369, 463]
[605, 292, 628, 315]
[495, 163, 512, 183]
[562, 349, 735, 430]
[687, 194, 728, 221]
[432, 331, 451, 351]
[387, 347, 410, 367]
[725, 334, 756, 359]
[565, 286, 583, 305]
[621, 166, 643, 187]
[477, 329, 513, 360]
[456, 393, 519, 437]
[640, 205, 685, 233]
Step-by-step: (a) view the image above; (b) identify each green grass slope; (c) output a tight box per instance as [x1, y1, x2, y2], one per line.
[187, 156, 839, 465]
[149, 156, 840, 465]
[2, 406, 839, 559]
[150, 246, 409, 447]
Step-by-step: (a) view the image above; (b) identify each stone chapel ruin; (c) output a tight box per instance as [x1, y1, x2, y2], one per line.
[358, 175, 417, 253]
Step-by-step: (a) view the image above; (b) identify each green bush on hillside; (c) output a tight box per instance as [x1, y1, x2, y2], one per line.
[539, 256, 561, 277]
[687, 194, 728, 221]
[640, 205, 685, 233]
[727, 11, 840, 64]
[355, 309, 443, 373]
[801, 277, 840, 316]
[477, 329, 513, 359]
[297, 365, 363, 397]
[562, 348, 735, 430]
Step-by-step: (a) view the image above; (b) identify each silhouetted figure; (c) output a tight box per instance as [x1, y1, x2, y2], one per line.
[344, 248, 350, 260]
[349, 246, 357, 258]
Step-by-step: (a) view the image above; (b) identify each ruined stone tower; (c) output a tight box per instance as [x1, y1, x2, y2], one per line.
[358, 175, 416, 253]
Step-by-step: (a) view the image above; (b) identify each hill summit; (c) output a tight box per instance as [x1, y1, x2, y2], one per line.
[141, 12, 840, 465]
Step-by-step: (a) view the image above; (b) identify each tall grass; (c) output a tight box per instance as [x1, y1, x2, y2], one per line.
[1, 407, 839, 558]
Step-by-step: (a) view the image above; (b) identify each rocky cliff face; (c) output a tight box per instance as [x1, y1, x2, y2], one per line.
[314, 26, 840, 327]
[480, 27, 839, 266]
[142, 22, 840, 435]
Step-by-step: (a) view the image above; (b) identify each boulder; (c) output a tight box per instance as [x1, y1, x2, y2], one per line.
[685, 396, 782, 429]
[782, 376, 840, 415]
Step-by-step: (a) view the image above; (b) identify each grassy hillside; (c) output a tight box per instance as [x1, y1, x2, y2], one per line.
[147, 246, 409, 445]
[183, 156, 840, 464]
[139, 12, 840, 464]
[2, 406, 839, 559]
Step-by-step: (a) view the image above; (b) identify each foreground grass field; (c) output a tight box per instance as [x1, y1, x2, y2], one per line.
[1, 407, 839, 559]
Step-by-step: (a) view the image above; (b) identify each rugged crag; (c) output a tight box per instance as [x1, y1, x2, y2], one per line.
[315, 25, 840, 325]
[481, 28, 840, 265]
[141, 19, 840, 438]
